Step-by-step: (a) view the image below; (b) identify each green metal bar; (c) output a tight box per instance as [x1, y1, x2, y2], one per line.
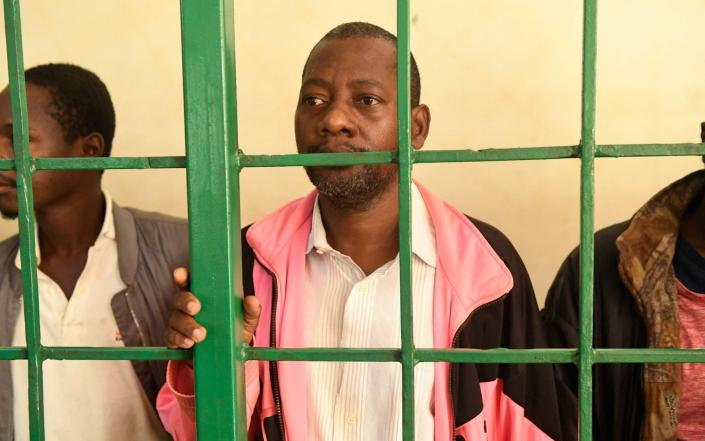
[579, 0, 598, 439]
[594, 349, 705, 363]
[11, 344, 705, 365]
[4, 142, 701, 173]
[42, 347, 192, 361]
[415, 146, 579, 163]
[246, 348, 402, 363]
[241, 151, 394, 167]
[246, 347, 576, 364]
[396, 1, 415, 439]
[597, 143, 705, 157]
[34, 156, 186, 170]
[180, 0, 246, 439]
[0, 347, 28, 360]
[3, 1, 46, 439]
[414, 348, 576, 364]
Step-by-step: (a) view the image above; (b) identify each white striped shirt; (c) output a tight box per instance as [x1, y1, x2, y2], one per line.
[304, 184, 436, 441]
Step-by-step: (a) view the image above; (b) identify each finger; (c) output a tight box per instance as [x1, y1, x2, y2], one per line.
[173, 267, 191, 289]
[165, 328, 195, 349]
[243, 295, 261, 343]
[173, 290, 201, 316]
[168, 310, 208, 343]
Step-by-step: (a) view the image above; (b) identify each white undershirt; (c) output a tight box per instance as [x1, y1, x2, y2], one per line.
[10, 193, 167, 441]
[304, 184, 436, 441]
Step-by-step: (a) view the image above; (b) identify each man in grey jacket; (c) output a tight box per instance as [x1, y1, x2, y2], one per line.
[0, 64, 188, 440]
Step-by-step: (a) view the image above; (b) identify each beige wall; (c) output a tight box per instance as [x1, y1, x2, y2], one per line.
[1, 0, 703, 305]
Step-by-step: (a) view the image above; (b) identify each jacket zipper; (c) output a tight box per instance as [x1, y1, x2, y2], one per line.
[124, 290, 147, 345]
[269, 277, 286, 440]
[448, 293, 507, 440]
[255, 258, 287, 441]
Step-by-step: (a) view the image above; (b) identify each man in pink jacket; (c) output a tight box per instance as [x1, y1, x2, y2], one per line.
[158, 22, 575, 441]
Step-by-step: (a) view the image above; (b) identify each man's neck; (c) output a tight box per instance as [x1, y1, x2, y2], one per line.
[680, 188, 705, 259]
[318, 183, 400, 275]
[36, 187, 106, 259]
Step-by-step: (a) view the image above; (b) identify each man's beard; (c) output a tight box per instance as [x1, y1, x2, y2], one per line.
[304, 146, 397, 211]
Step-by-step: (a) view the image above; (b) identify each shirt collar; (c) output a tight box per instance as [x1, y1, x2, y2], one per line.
[306, 183, 437, 268]
[15, 192, 115, 269]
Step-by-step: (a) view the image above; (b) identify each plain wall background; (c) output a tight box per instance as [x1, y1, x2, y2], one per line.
[0, 0, 703, 306]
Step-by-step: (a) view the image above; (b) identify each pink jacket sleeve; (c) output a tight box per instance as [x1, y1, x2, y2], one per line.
[157, 360, 261, 440]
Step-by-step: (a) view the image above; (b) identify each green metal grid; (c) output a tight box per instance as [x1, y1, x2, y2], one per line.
[0, 0, 704, 440]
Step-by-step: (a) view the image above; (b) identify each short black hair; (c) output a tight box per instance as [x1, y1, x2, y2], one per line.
[25, 63, 115, 156]
[304, 22, 422, 107]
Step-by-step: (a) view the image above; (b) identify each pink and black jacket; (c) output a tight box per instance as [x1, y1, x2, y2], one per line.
[158, 183, 574, 441]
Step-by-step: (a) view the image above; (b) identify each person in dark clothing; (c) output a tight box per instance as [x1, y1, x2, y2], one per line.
[543, 122, 705, 441]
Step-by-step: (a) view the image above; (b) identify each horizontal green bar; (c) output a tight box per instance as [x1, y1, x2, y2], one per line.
[0, 347, 27, 360]
[43, 347, 192, 361]
[246, 347, 576, 364]
[0, 143, 699, 173]
[597, 143, 705, 158]
[245, 347, 401, 362]
[415, 146, 579, 163]
[240, 151, 394, 167]
[594, 348, 705, 363]
[34, 156, 186, 170]
[414, 348, 576, 364]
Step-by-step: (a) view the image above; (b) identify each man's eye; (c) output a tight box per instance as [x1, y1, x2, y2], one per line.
[304, 96, 325, 106]
[359, 96, 380, 106]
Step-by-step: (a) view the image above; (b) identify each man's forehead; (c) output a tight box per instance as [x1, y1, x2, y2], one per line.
[303, 37, 397, 80]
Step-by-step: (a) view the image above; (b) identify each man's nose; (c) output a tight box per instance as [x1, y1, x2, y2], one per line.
[319, 100, 356, 138]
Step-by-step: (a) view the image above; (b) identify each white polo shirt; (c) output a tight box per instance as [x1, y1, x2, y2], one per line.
[304, 184, 436, 441]
[10, 194, 167, 441]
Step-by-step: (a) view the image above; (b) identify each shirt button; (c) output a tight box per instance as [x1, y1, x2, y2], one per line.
[346, 414, 356, 424]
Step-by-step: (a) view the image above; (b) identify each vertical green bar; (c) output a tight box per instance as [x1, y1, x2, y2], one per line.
[180, 0, 247, 440]
[579, 0, 597, 439]
[2, 1, 45, 440]
[396, 0, 415, 439]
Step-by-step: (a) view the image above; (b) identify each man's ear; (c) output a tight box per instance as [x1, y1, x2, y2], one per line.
[80, 132, 106, 157]
[411, 104, 431, 150]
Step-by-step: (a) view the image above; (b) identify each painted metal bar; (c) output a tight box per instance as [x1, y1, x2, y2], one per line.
[180, 0, 246, 439]
[3, 1, 46, 440]
[246, 347, 576, 364]
[578, 0, 598, 439]
[414, 348, 576, 364]
[5, 142, 701, 173]
[594, 349, 705, 363]
[42, 347, 192, 361]
[247, 348, 402, 363]
[34, 156, 186, 170]
[396, 1, 416, 439]
[241, 151, 394, 167]
[416, 146, 579, 163]
[597, 143, 705, 157]
[0, 347, 28, 360]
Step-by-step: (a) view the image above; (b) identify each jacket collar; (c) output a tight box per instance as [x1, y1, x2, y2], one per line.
[246, 181, 513, 336]
[113, 202, 138, 287]
[617, 170, 704, 297]
[616, 169, 704, 441]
